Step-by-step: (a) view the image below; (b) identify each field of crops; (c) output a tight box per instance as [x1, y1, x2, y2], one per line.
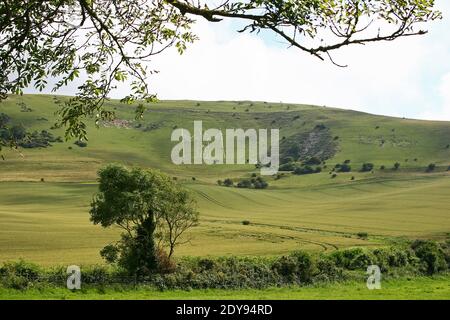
[0, 94, 449, 266]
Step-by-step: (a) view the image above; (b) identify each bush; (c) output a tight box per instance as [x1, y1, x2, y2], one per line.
[357, 232, 368, 240]
[361, 163, 374, 172]
[293, 165, 316, 175]
[426, 163, 436, 172]
[303, 157, 321, 166]
[393, 162, 400, 170]
[0, 260, 41, 289]
[411, 240, 447, 275]
[242, 220, 251, 225]
[223, 178, 233, 187]
[279, 162, 296, 171]
[338, 163, 351, 172]
[237, 179, 252, 188]
[74, 140, 87, 147]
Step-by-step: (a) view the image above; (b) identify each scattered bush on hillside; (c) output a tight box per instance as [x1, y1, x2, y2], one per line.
[426, 163, 436, 172]
[279, 162, 296, 171]
[331, 174, 337, 178]
[303, 157, 322, 166]
[380, 165, 385, 170]
[0, 113, 10, 127]
[293, 165, 317, 175]
[337, 163, 351, 172]
[361, 163, 374, 172]
[357, 232, 368, 240]
[242, 220, 251, 225]
[74, 140, 87, 147]
[223, 179, 233, 187]
[393, 162, 401, 170]
[236, 177, 268, 189]
[237, 179, 252, 188]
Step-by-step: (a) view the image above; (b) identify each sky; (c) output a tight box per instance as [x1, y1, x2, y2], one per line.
[26, 0, 450, 121]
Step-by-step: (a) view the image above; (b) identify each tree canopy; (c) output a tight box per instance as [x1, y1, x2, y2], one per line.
[90, 164, 198, 274]
[0, 0, 442, 139]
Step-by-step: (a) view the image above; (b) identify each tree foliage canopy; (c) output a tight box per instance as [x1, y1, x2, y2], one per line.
[0, 0, 442, 139]
[90, 164, 198, 273]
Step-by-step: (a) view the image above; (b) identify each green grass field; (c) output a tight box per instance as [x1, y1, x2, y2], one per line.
[0, 94, 449, 266]
[1, 275, 449, 300]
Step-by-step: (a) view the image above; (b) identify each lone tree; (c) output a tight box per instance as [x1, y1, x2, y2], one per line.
[90, 164, 198, 275]
[0, 0, 441, 140]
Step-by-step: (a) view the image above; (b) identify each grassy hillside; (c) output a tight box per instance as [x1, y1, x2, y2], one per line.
[0, 94, 449, 265]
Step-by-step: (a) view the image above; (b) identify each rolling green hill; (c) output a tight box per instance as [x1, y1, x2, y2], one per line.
[0, 94, 449, 265]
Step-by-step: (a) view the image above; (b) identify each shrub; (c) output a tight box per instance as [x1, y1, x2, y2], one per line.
[279, 162, 296, 171]
[303, 157, 321, 166]
[0, 260, 41, 289]
[361, 163, 374, 172]
[291, 251, 314, 283]
[380, 165, 385, 170]
[223, 178, 233, 187]
[191, 177, 196, 181]
[411, 240, 447, 275]
[242, 220, 251, 226]
[217, 180, 223, 186]
[74, 140, 87, 147]
[426, 163, 436, 172]
[293, 165, 316, 175]
[331, 173, 337, 178]
[237, 179, 252, 188]
[393, 162, 400, 170]
[338, 164, 351, 172]
[357, 232, 368, 240]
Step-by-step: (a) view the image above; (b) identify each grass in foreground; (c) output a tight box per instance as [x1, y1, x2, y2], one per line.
[1, 275, 449, 300]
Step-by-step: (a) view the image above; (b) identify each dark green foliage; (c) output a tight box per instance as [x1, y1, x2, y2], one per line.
[293, 165, 316, 175]
[90, 165, 198, 275]
[2, 241, 449, 290]
[74, 140, 87, 147]
[237, 179, 252, 188]
[242, 220, 250, 225]
[411, 240, 447, 275]
[331, 173, 337, 178]
[361, 163, 374, 172]
[223, 178, 233, 187]
[357, 232, 368, 239]
[426, 163, 436, 172]
[237, 177, 268, 189]
[338, 163, 351, 172]
[394, 162, 401, 170]
[279, 162, 296, 171]
[303, 156, 321, 166]
[380, 165, 385, 170]
[0, 113, 10, 127]
[0, 260, 41, 290]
